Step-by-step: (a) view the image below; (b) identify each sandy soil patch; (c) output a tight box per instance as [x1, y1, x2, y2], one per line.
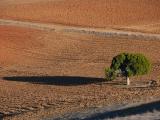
[52, 100, 160, 120]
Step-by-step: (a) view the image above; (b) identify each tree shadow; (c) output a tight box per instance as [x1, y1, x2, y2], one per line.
[0, 113, 3, 119]
[82, 100, 160, 120]
[3, 76, 105, 86]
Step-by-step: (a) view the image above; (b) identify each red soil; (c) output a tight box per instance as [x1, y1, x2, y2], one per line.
[0, 25, 160, 119]
[0, 0, 160, 28]
[0, 0, 160, 119]
[0, 25, 160, 77]
[0, 26, 46, 66]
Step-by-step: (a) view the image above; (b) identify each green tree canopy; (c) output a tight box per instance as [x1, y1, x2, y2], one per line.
[105, 53, 151, 85]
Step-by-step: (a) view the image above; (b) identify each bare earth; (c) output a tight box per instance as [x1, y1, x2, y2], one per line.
[0, 0, 160, 33]
[1, 23, 160, 119]
[0, 0, 160, 120]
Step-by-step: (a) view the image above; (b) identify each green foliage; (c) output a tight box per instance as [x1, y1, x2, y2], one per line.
[105, 53, 151, 80]
[105, 68, 116, 81]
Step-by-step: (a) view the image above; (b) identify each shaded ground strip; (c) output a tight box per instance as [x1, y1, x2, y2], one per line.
[51, 100, 160, 120]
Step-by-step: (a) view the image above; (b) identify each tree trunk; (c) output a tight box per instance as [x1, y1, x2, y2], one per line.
[127, 77, 130, 85]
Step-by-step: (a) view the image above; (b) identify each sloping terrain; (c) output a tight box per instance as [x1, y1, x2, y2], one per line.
[0, 0, 160, 29]
[0, 0, 160, 119]
[1, 25, 160, 77]
[0, 25, 160, 119]
[53, 100, 160, 120]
